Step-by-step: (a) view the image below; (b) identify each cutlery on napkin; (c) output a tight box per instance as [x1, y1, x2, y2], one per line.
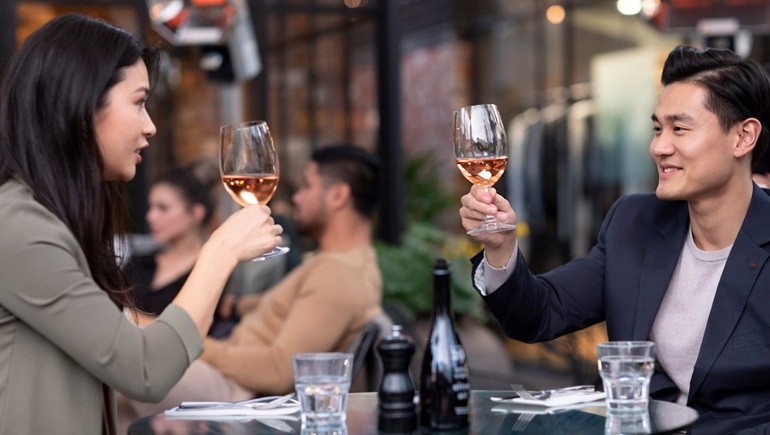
[164, 405, 300, 417]
[491, 388, 606, 407]
[177, 393, 296, 410]
[164, 393, 300, 418]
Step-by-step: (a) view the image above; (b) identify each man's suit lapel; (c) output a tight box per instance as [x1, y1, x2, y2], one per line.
[633, 205, 689, 340]
[689, 186, 770, 399]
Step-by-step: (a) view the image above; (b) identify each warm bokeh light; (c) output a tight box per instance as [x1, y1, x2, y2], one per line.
[344, 0, 368, 8]
[640, 0, 661, 18]
[616, 0, 642, 16]
[546, 5, 566, 25]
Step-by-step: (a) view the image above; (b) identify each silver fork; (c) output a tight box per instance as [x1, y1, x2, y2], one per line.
[509, 384, 595, 401]
[510, 384, 538, 401]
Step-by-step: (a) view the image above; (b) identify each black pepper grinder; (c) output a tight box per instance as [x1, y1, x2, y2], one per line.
[377, 324, 417, 434]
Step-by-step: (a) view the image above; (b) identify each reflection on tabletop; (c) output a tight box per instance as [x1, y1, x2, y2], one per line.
[605, 411, 652, 435]
[127, 391, 698, 435]
[130, 415, 291, 435]
[497, 410, 605, 435]
[300, 424, 348, 435]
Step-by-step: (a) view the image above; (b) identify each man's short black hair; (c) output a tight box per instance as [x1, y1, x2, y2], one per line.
[311, 143, 381, 218]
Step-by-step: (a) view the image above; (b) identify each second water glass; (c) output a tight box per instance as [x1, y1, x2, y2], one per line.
[597, 341, 656, 412]
[293, 352, 353, 427]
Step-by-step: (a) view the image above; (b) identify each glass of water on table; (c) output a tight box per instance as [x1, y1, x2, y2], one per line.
[597, 341, 656, 412]
[293, 352, 353, 427]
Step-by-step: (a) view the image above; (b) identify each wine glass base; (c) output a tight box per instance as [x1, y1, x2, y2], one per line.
[251, 246, 290, 262]
[467, 223, 517, 236]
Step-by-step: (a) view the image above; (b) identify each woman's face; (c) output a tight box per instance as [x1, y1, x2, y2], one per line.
[94, 60, 156, 181]
[146, 183, 203, 244]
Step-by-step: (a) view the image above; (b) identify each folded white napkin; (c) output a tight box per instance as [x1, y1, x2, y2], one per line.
[491, 391, 606, 407]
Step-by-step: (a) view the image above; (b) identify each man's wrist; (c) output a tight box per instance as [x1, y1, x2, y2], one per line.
[484, 239, 517, 268]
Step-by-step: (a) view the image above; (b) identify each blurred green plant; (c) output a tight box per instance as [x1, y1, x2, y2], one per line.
[403, 151, 454, 224]
[375, 150, 487, 322]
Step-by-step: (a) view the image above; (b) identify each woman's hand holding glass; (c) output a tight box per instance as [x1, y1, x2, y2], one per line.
[210, 204, 283, 264]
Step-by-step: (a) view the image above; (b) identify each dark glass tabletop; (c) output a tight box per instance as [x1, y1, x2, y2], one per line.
[127, 390, 699, 434]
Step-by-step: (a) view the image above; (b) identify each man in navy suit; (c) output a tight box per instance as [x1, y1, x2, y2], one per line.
[460, 45, 770, 434]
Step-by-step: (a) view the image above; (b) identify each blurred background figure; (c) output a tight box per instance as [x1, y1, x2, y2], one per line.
[124, 161, 290, 337]
[125, 164, 219, 326]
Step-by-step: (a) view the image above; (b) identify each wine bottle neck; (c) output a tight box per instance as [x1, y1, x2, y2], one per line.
[432, 271, 452, 315]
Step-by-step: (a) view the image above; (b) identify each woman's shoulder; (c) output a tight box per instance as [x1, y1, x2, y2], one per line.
[0, 177, 32, 201]
[0, 178, 59, 224]
[0, 178, 78, 249]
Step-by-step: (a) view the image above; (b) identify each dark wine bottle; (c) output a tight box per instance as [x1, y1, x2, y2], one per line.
[419, 258, 471, 431]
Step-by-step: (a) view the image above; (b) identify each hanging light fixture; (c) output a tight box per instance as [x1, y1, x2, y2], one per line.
[146, 0, 235, 45]
[146, 0, 261, 82]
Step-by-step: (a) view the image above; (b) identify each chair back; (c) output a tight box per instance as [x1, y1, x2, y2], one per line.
[349, 313, 394, 392]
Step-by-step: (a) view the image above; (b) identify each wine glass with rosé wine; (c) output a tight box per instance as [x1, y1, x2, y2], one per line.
[454, 104, 517, 236]
[219, 120, 289, 260]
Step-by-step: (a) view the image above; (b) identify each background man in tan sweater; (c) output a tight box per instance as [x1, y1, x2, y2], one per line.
[120, 144, 384, 428]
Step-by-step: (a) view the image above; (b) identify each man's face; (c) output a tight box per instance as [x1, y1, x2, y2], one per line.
[650, 81, 743, 203]
[292, 162, 328, 238]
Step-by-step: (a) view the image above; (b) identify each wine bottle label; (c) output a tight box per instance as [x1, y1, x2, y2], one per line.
[451, 345, 470, 404]
[450, 346, 466, 367]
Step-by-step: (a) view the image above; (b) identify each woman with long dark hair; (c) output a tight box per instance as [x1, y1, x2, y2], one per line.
[0, 14, 282, 434]
[126, 165, 218, 322]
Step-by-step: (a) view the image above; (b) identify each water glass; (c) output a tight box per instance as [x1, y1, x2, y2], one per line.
[293, 352, 353, 426]
[597, 341, 656, 412]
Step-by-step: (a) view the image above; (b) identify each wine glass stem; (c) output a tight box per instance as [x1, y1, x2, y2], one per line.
[482, 187, 495, 222]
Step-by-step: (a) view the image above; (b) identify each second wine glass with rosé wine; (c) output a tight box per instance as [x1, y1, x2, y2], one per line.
[454, 103, 517, 236]
[219, 120, 289, 260]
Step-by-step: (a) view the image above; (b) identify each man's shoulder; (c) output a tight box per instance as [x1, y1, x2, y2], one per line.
[305, 245, 377, 269]
[612, 193, 686, 215]
[605, 193, 688, 230]
[295, 246, 380, 289]
[615, 192, 674, 206]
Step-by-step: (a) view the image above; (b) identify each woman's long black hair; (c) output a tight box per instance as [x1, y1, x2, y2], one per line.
[0, 14, 159, 309]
